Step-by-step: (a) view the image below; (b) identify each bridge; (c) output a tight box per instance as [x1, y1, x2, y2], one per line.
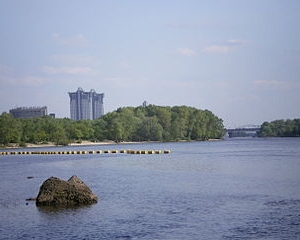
[226, 124, 261, 138]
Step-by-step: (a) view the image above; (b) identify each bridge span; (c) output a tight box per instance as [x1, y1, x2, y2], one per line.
[226, 125, 261, 138]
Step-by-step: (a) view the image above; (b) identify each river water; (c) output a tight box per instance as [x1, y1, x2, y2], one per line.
[0, 138, 299, 239]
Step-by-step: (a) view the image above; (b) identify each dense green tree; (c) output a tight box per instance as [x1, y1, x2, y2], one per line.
[155, 106, 172, 140]
[21, 118, 38, 143]
[259, 119, 300, 137]
[137, 116, 163, 141]
[0, 105, 226, 146]
[293, 119, 300, 136]
[170, 106, 190, 140]
[115, 107, 139, 141]
[51, 124, 69, 145]
[93, 118, 108, 141]
[0, 113, 22, 145]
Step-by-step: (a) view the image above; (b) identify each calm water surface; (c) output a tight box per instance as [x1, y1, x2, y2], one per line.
[0, 138, 300, 239]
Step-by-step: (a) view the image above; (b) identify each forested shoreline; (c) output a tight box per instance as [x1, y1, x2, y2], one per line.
[258, 119, 300, 137]
[0, 105, 225, 147]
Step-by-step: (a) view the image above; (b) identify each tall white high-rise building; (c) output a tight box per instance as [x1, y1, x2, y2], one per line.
[69, 87, 104, 120]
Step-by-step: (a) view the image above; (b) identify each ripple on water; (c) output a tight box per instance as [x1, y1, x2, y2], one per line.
[223, 198, 300, 239]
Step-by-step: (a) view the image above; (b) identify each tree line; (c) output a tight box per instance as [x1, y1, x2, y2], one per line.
[0, 105, 225, 147]
[258, 119, 300, 137]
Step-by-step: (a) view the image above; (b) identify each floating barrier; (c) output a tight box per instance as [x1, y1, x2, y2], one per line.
[0, 149, 171, 155]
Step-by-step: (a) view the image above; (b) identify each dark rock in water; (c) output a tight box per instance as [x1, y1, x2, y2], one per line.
[26, 197, 36, 201]
[36, 175, 98, 207]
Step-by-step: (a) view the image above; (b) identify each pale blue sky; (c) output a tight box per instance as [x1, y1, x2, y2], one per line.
[0, 0, 299, 127]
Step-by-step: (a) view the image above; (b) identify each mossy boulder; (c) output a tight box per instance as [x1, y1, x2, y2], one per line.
[36, 176, 98, 207]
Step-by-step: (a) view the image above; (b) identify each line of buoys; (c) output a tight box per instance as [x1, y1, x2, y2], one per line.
[125, 149, 167, 154]
[0, 149, 171, 155]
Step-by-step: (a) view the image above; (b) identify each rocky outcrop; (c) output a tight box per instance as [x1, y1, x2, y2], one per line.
[36, 176, 98, 207]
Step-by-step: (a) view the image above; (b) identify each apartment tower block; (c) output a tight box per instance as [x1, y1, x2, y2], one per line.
[69, 87, 104, 120]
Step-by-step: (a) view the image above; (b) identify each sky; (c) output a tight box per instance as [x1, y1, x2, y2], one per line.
[0, 0, 299, 128]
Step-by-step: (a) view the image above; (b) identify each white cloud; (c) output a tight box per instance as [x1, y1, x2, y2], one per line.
[0, 65, 54, 87]
[43, 66, 94, 75]
[119, 61, 133, 70]
[51, 54, 100, 66]
[45, 55, 101, 76]
[0, 74, 51, 87]
[177, 48, 197, 56]
[202, 45, 230, 54]
[253, 79, 298, 90]
[227, 39, 245, 46]
[202, 39, 245, 54]
[0, 64, 12, 74]
[21, 76, 50, 86]
[52, 33, 89, 46]
[101, 76, 171, 89]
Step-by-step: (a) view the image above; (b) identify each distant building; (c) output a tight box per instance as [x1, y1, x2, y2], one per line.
[142, 101, 148, 108]
[10, 106, 48, 118]
[68, 87, 104, 120]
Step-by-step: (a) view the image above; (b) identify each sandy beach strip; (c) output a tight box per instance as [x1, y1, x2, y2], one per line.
[24, 141, 128, 148]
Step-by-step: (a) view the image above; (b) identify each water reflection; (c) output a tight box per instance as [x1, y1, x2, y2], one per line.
[37, 204, 94, 214]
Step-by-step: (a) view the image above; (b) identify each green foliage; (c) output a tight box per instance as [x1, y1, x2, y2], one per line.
[258, 119, 300, 137]
[0, 105, 225, 146]
[0, 113, 22, 145]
